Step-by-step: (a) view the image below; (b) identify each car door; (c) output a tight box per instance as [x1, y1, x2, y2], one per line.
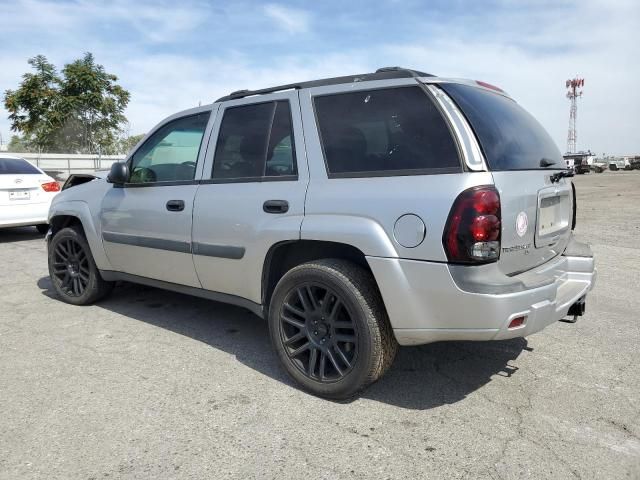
[100, 107, 215, 287]
[192, 92, 308, 304]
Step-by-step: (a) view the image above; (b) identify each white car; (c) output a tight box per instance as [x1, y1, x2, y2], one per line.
[0, 154, 60, 233]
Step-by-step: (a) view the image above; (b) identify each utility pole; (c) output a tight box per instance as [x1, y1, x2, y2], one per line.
[566, 77, 584, 154]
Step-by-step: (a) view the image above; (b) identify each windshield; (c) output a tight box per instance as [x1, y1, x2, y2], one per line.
[0, 157, 41, 175]
[441, 83, 563, 170]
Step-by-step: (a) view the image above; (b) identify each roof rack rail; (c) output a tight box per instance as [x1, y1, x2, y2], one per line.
[218, 83, 301, 102]
[215, 66, 434, 102]
[375, 66, 431, 77]
[228, 89, 250, 97]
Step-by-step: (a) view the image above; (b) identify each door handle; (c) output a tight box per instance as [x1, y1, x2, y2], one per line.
[166, 200, 185, 212]
[263, 200, 289, 214]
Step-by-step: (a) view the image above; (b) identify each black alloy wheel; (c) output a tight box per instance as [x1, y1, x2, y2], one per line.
[48, 226, 113, 305]
[51, 237, 91, 297]
[279, 283, 358, 382]
[269, 259, 398, 399]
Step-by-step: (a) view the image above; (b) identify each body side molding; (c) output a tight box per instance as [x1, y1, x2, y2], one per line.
[102, 231, 191, 253]
[102, 232, 246, 259]
[192, 242, 245, 259]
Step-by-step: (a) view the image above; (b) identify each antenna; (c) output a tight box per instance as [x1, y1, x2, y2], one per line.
[565, 77, 584, 153]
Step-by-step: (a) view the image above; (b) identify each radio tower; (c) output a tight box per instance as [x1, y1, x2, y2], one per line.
[566, 77, 584, 153]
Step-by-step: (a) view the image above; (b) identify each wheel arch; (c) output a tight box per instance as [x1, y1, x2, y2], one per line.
[49, 214, 84, 236]
[48, 201, 112, 270]
[261, 240, 377, 310]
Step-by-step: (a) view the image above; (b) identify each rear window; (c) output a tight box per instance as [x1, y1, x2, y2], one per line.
[314, 86, 460, 176]
[441, 83, 563, 171]
[0, 158, 40, 175]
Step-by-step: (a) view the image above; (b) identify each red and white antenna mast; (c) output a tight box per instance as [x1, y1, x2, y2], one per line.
[566, 77, 584, 153]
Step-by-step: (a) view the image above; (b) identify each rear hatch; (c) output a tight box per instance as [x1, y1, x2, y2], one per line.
[441, 82, 573, 275]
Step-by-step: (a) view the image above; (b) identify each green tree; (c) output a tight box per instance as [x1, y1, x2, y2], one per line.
[119, 133, 145, 155]
[4, 55, 59, 152]
[7, 135, 33, 153]
[4, 53, 130, 154]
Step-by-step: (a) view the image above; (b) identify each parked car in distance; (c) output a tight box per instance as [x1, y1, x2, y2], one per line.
[609, 159, 631, 171]
[0, 154, 61, 233]
[563, 152, 594, 174]
[46, 67, 596, 399]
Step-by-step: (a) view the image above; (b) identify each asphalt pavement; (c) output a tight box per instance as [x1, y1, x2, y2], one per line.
[1, 171, 638, 479]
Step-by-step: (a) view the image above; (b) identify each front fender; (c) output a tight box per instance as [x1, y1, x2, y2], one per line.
[49, 200, 112, 270]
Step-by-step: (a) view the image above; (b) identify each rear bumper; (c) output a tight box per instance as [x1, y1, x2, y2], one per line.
[0, 202, 50, 228]
[367, 237, 596, 346]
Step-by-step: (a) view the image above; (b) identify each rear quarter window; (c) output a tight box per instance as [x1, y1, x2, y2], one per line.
[314, 86, 461, 177]
[0, 158, 41, 175]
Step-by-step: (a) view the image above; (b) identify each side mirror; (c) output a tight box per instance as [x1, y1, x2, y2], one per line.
[107, 162, 129, 185]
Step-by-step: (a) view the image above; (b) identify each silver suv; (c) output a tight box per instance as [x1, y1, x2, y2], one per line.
[47, 67, 596, 398]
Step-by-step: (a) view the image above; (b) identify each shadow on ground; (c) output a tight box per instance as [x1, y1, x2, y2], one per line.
[0, 226, 44, 243]
[38, 276, 528, 410]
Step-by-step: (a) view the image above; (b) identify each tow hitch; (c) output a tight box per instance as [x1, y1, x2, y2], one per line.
[563, 297, 586, 323]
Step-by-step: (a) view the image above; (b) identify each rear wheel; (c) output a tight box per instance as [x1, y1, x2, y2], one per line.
[268, 259, 398, 399]
[48, 226, 113, 305]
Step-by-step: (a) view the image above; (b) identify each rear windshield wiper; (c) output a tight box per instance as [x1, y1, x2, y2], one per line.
[539, 158, 556, 167]
[550, 169, 574, 183]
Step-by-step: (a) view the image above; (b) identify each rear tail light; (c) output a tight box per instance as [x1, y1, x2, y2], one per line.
[41, 181, 61, 192]
[443, 185, 501, 264]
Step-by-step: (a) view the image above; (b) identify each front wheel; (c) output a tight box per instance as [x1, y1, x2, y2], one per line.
[268, 259, 398, 399]
[48, 226, 113, 305]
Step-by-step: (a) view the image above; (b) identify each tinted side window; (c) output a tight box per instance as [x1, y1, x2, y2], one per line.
[212, 101, 297, 180]
[314, 86, 460, 176]
[266, 102, 297, 177]
[130, 112, 209, 183]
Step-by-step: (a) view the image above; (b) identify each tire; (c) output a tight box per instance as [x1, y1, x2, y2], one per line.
[268, 259, 398, 399]
[36, 224, 49, 235]
[48, 226, 114, 305]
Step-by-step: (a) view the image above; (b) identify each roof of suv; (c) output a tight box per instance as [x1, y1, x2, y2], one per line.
[215, 67, 434, 102]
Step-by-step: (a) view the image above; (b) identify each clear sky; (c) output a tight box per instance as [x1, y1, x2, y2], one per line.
[1, 0, 638, 155]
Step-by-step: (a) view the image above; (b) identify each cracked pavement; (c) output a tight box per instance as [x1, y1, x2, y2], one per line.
[1, 171, 639, 479]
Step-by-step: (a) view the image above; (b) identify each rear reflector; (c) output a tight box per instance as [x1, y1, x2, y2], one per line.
[41, 181, 61, 192]
[508, 316, 527, 329]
